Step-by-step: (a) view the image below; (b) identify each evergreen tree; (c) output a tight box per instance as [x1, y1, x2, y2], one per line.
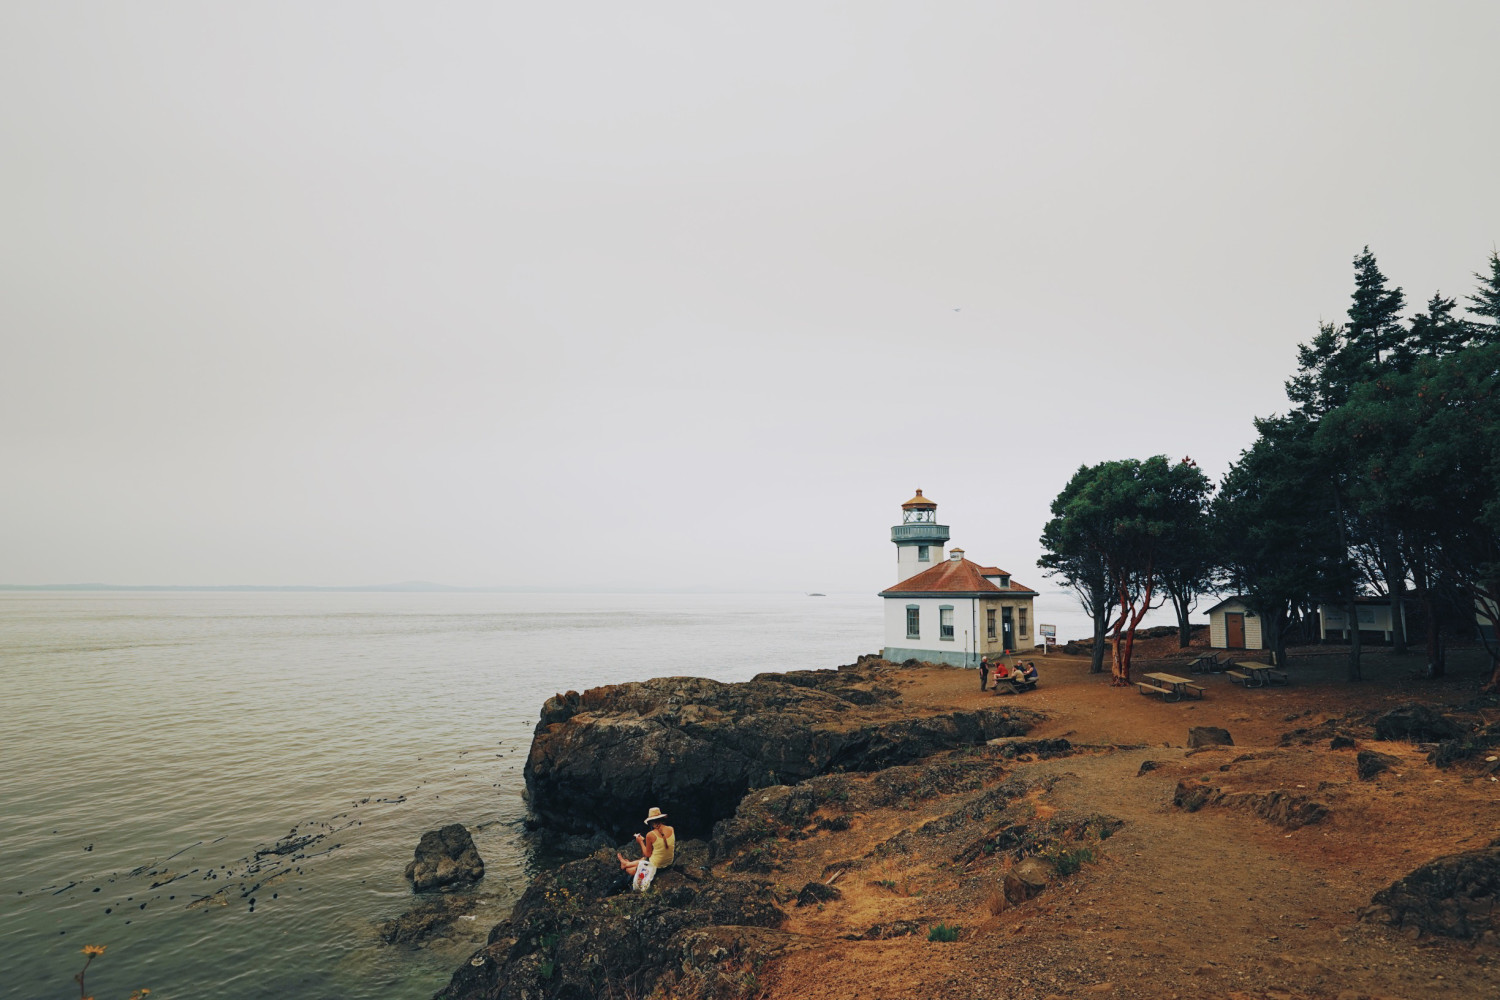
[1467, 250, 1500, 346]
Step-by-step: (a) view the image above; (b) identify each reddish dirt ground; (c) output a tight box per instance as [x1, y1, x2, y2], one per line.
[745, 643, 1500, 1000]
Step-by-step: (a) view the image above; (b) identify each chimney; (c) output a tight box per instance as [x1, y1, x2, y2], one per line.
[949, 548, 964, 562]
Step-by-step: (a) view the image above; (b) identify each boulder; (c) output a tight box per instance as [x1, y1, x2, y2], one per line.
[1003, 856, 1052, 904]
[1330, 734, 1356, 750]
[434, 847, 790, 1000]
[404, 824, 484, 892]
[1364, 844, 1500, 940]
[376, 893, 476, 945]
[1357, 750, 1402, 781]
[1187, 727, 1234, 749]
[795, 880, 842, 906]
[524, 666, 1039, 842]
[1373, 704, 1464, 743]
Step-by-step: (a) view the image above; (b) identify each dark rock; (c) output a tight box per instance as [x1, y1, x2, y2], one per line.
[434, 847, 789, 1000]
[860, 919, 920, 940]
[795, 881, 842, 906]
[404, 824, 484, 892]
[1173, 781, 1326, 828]
[1187, 727, 1233, 749]
[1173, 780, 1213, 812]
[1373, 704, 1464, 743]
[1003, 856, 1052, 905]
[377, 893, 476, 945]
[1365, 845, 1500, 940]
[1330, 734, 1356, 750]
[1137, 760, 1158, 776]
[525, 667, 1040, 842]
[1357, 750, 1402, 781]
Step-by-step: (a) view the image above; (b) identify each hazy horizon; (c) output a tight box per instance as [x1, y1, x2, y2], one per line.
[5, 2, 1499, 591]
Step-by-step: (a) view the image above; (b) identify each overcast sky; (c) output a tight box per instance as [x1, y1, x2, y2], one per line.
[3, 2, 1498, 591]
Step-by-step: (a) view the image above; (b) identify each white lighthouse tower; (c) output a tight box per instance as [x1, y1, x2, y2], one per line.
[892, 489, 950, 584]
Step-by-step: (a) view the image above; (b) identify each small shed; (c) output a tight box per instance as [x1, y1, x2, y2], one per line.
[1318, 598, 1406, 643]
[1205, 597, 1264, 651]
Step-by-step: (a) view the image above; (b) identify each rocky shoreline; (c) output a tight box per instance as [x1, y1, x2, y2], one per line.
[434, 656, 1042, 999]
[423, 651, 1500, 1000]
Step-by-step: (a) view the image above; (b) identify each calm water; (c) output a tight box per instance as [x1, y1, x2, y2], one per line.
[1, 590, 1104, 1000]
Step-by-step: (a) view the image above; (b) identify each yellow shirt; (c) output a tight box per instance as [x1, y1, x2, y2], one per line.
[647, 827, 675, 869]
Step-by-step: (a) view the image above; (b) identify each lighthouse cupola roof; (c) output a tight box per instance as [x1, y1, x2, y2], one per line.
[901, 489, 938, 511]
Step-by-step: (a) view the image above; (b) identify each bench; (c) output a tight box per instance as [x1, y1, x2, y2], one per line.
[1179, 681, 1206, 699]
[992, 677, 1037, 695]
[1137, 682, 1180, 701]
[1225, 669, 1254, 686]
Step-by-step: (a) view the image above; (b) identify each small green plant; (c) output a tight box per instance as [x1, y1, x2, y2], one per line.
[928, 923, 961, 942]
[1046, 846, 1096, 876]
[538, 959, 556, 980]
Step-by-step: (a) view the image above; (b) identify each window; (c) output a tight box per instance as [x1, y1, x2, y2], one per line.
[986, 608, 997, 640]
[940, 605, 954, 640]
[1018, 607, 1028, 637]
[906, 605, 920, 639]
[917, 545, 930, 562]
[998, 575, 1010, 588]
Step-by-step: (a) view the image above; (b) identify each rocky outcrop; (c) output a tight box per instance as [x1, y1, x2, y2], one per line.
[525, 662, 1040, 842]
[378, 893, 477, 945]
[1172, 780, 1327, 829]
[435, 842, 799, 1000]
[1357, 749, 1402, 781]
[405, 824, 485, 892]
[1373, 704, 1464, 743]
[1187, 726, 1234, 749]
[1363, 842, 1500, 942]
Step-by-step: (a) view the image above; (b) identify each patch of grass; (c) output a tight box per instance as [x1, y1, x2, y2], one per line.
[1045, 846, 1096, 876]
[538, 959, 556, 980]
[928, 922, 961, 942]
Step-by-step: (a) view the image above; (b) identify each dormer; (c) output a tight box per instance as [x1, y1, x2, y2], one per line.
[980, 566, 1011, 589]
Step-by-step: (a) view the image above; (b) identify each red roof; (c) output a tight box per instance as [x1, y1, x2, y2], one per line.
[882, 557, 1036, 595]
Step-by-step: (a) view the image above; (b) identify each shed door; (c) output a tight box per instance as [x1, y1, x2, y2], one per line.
[1225, 613, 1245, 649]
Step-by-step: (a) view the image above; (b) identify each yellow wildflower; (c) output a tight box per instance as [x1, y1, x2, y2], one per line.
[82, 944, 107, 957]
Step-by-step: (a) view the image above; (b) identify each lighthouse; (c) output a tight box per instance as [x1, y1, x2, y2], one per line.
[891, 489, 951, 584]
[879, 489, 1038, 667]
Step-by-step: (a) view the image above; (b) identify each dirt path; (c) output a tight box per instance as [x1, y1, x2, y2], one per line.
[753, 649, 1500, 1000]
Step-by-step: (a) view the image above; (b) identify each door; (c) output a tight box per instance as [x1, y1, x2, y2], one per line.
[1225, 612, 1245, 649]
[1001, 607, 1015, 652]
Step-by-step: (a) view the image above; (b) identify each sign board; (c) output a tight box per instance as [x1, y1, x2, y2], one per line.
[1039, 624, 1057, 652]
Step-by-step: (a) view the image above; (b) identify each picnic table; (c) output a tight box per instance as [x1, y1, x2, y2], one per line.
[1225, 661, 1289, 687]
[1188, 652, 1230, 674]
[1138, 671, 1205, 701]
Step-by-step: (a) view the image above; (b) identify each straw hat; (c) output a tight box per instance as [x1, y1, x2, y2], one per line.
[644, 807, 668, 825]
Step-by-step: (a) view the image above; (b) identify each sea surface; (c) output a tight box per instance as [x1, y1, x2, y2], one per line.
[1, 590, 1114, 1000]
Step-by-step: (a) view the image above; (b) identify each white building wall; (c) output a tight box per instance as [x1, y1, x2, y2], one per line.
[895, 542, 944, 586]
[1209, 601, 1264, 650]
[882, 596, 982, 665]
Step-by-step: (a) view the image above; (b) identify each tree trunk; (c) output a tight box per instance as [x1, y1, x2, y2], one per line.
[1346, 599, 1363, 681]
[1332, 481, 1362, 681]
[1422, 590, 1445, 679]
[1089, 608, 1108, 674]
[1380, 527, 1408, 655]
[1170, 586, 1192, 648]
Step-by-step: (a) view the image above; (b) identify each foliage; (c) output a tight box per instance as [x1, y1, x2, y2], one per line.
[1040, 456, 1210, 684]
[927, 922, 961, 942]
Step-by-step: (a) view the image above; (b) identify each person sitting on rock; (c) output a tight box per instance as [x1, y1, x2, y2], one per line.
[618, 806, 675, 891]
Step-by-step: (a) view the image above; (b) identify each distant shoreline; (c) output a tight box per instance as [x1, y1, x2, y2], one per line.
[0, 583, 839, 594]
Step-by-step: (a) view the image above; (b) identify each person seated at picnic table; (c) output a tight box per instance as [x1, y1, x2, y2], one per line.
[1019, 661, 1039, 683]
[617, 806, 675, 891]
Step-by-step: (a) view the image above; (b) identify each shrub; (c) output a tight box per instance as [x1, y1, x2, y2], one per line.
[928, 922, 961, 942]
